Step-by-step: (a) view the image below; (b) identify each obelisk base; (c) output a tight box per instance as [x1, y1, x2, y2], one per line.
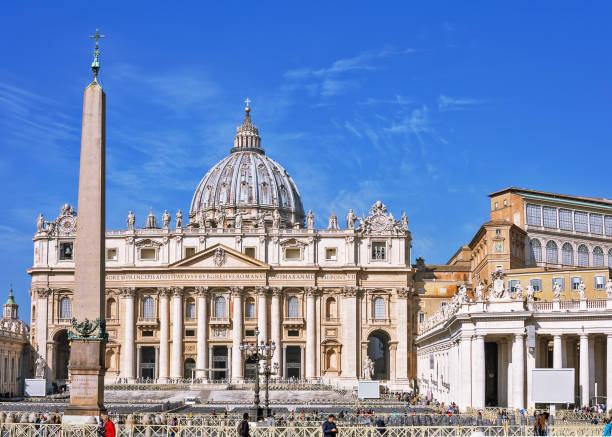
[64, 339, 106, 420]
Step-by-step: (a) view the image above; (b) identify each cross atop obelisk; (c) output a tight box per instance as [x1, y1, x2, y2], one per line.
[89, 29, 105, 81]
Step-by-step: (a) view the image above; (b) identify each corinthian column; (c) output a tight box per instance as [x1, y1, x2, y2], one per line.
[271, 288, 282, 374]
[195, 286, 209, 379]
[120, 287, 136, 382]
[340, 286, 360, 379]
[35, 288, 51, 366]
[256, 287, 269, 342]
[512, 333, 525, 410]
[231, 287, 244, 381]
[158, 288, 171, 382]
[305, 287, 319, 379]
[170, 287, 184, 378]
[395, 287, 410, 381]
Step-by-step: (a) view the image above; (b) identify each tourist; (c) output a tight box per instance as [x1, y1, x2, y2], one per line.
[100, 413, 115, 437]
[375, 416, 386, 435]
[237, 413, 250, 437]
[323, 414, 338, 437]
[170, 417, 178, 437]
[603, 418, 612, 436]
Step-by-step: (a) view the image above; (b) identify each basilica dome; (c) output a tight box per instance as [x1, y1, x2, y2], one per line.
[189, 106, 305, 228]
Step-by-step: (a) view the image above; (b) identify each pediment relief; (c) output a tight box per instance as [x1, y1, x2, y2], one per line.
[279, 238, 308, 248]
[169, 243, 269, 269]
[135, 238, 163, 247]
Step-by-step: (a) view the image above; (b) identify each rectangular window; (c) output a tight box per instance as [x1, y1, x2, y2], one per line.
[589, 214, 603, 234]
[325, 248, 337, 261]
[559, 209, 573, 231]
[185, 329, 195, 337]
[59, 242, 73, 260]
[542, 207, 557, 228]
[372, 242, 386, 260]
[526, 204, 541, 226]
[508, 280, 520, 293]
[142, 331, 154, 337]
[140, 248, 156, 260]
[605, 216, 612, 236]
[594, 276, 605, 289]
[245, 329, 255, 337]
[530, 278, 542, 292]
[185, 247, 196, 258]
[574, 211, 588, 232]
[552, 277, 565, 291]
[571, 276, 582, 290]
[440, 302, 447, 308]
[439, 287, 447, 294]
[287, 330, 300, 337]
[419, 313, 425, 324]
[285, 248, 301, 260]
[244, 247, 256, 258]
[107, 248, 118, 261]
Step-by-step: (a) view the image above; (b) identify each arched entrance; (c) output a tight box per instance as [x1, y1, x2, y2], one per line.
[244, 356, 258, 380]
[53, 330, 70, 381]
[184, 358, 196, 379]
[367, 330, 390, 380]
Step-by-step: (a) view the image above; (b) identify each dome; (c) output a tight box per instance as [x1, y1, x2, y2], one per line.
[189, 105, 305, 228]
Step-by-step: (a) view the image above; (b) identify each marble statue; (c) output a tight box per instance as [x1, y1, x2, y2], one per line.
[256, 212, 265, 228]
[162, 210, 171, 229]
[306, 210, 315, 230]
[36, 213, 45, 233]
[346, 209, 356, 229]
[235, 212, 243, 229]
[457, 285, 468, 304]
[578, 281, 586, 300]
[363, 356, 374, 380]
[175, 210, 183, 228]
[60, 203, 74, 216]
[126, 211, 135, 231]
[606, 278, 612, 299]
[492, 274, 505, 299]
[553, 282, 562, 300]
[526, 284, 535, 302]
[475, 282, 484, 301]
[272, 209, 280, 229]
[514, 282, 523, 300]
[45, 221, 55, 235]
[35, 355, 46, 379]
[401, 212, 409, 231]
[328, 210, 338, 230]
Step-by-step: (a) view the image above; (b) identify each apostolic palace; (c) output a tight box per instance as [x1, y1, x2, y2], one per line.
[22, 90, 612, 411]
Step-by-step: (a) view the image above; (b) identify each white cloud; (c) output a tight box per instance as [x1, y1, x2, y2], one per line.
[438, 94, 485, 111]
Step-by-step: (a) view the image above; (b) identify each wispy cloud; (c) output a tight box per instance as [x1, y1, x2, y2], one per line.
[438, 94, 485, 111]
[358, 95, 413, 106]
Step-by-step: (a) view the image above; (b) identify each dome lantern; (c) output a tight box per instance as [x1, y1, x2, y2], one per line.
[231, 99, 264, 154]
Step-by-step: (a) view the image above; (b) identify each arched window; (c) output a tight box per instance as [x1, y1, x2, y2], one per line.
[373, 297, 385, 319]
[214, 296, 226, 318]
[325, 297, 337, 319]
[245, 297, 255, 318]
[287, 296, 299, 318]
[577, 245, 589, 267]
[142, 297, 155, 318]
[609, 249, 612, 268]
[185, 298, 196, 319]
[546, 241, 558, 264]
[562, 243, 574, 266]
[60, 297, 71, 319]
[106, 298, 117, 319]
[593, 246, 604, 267]
[529, 239, 542, 264]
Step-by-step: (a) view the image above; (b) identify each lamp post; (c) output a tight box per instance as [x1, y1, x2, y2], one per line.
[239, 326, 276, 421]
[262, 361, 279, 417]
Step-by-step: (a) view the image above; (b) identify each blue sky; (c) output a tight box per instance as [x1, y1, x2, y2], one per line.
[2, 2, 612, 320]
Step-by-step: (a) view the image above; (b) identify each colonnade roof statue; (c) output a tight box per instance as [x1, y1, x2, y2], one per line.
[189, 100, 305, 229]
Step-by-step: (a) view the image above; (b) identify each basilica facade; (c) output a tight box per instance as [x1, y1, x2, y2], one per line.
[28, 106, 417, 388]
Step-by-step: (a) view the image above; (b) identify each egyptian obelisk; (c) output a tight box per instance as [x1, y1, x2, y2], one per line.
[63, 30, 107, 423]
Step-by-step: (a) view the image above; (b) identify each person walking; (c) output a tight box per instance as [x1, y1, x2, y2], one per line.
[603, 418, 612, 436]
[100, 413, 115, 437]
[323, 415, 338, 437]
[237, 413, 250, 437]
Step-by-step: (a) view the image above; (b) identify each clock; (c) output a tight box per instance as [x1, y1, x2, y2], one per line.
[371, 216, 386, 232]
[58, 216, 76, 233]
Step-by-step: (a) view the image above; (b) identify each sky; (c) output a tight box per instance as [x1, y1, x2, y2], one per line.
[1, 2, 612, 321]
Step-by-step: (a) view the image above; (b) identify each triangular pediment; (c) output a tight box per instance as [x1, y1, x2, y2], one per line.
[169, 243, 269, 269]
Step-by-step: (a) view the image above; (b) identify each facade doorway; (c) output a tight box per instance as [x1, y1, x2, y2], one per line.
[285, 346, 301, 379]
[139, 346, 156, 379]
[367, 330, 390, 380]
[212, 346, 228, 380]
[53, 330, 70, 381]
[184, 358, 195, 379]
[244, 356, 258, 380]
[485, 342, 498, 406]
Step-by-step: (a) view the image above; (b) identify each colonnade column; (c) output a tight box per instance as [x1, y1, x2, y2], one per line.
[256, 287, 269, 342]
[120, 287, 136, 382]
[35, 288, 50, 369]
[579, 334, 590, 406]
[170, 287, 183, 378]
[472, 335, 485, 409]
[282, 345, 287, 379]
[395, 288, 410, 381]
[458, 335, 472, 409]
[340, 286, 360, 379]
[512, 333, 525, 410]
[305, 287, 318, 379]
[271, 288, 282, 376]
[607, 334, 612, 412]
[553, 334, 563, 368]
[208, 345, 213, 380]
[526, 336, 537, 409]
[158, 288, 170, 383]
[195, 287, 209, 379]
[231, 287, 244, 381]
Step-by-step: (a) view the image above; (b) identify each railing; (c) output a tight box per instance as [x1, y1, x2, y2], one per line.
[209, 317, 230, 325]
[586, 299, 607, 309]
[533, 301, 552, 311]
[369, 318, 390, 325]
[560, 300, 579, 310]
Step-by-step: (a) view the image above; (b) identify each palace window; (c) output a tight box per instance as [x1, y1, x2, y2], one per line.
[440, 302, 448, 308]
[287, 296, 299, 318]
[559, 209, 573, 231]
[595, 276, 605, 290]
[526, 204, 541, 226]
[185, 247, 196, 258]
[288, 330, 300, 337]
[325, 248, 337, 261]
[285, 248, 301, 260]
[562, 243, 574, 266]
[546, 241, 558, 264]
[244, 247, 256, 258]
[245, 329, 255, 337]
[373, 297, 385, 319]
[59, 242, 73, 260]
[245, 298, 255, 318]
[574, 212, 588, 232]
[372, 242, 386, 260]
[185, 329, 195, 337]
[593, 246, 604, 267]
[577, 245, 589, 267]
[59, 297, 71, 319]
[325, 297, 337, 319]
[140, 248, 156, 260]
[530, 279, 542, 292]
[107, 248, 118, 261]
[609, 249, 612, 268]
[542, 207, 557, 228]
[552, 277, 565, 291]
[142, 297, 155, 318]
[590, 214, 603, 234]
[605, 216, 612, 236]
[106, 298, 117, 319]
[214, 296, 226, 318]
[571, 276, 582, 290]
[185, 298, 196, 319]
[529, 239, 542, 263]
[142, 331, 154, 337]
[419, 313, 425, 324]
[508, 280, 520, 293]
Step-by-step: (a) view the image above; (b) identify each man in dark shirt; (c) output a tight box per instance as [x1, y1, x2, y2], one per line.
[323, 415, 338, 437]
[237, 413, 250, 437]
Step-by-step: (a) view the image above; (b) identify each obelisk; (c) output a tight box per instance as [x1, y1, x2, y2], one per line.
[63, 30, 107, 423]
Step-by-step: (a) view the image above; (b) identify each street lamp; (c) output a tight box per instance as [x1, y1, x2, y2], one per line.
[239, 326, 276, 421]
[262, 360, 279, 417]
